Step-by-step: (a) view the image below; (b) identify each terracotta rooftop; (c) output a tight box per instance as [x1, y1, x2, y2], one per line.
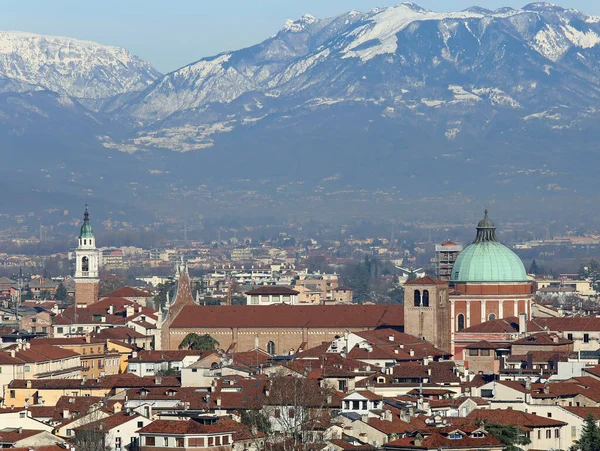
[467, 408, 567, 429]
[93, 327, 145, 340]
[245, 285, 299, 295]
[511, 332, 572, 346]
[8, 373, 180, 390]
[404, 276, 447, 286]
[536, 317, 600, 332]
[0, 429, 47, 444]
[75, 410, 141, 432]
[170, 304, 403, 329]
[138, 418, 238, 435]
[464, 340, 508, 350]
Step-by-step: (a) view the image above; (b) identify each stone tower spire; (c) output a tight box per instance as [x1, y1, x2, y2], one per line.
[160, 260, 197, 350]
[74, 205, 100, 307]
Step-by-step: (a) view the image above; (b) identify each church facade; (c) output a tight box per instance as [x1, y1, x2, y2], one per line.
[404, 211, 533, 356]
[159, 263, 404, 352]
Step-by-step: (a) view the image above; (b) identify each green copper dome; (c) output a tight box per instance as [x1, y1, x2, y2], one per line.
[450, 210, 527, 283]
[78, 206, 95, 239]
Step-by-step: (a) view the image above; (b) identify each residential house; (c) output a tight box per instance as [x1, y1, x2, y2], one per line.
[127, 350, 204, 375]
[466, 408, 568, 451]
[74, 410, 152, 451]
[383, 426, 503, 451]
[0, 429, 65, 448]
[137, 418, 237, 450]
[245, 286, 299, 305]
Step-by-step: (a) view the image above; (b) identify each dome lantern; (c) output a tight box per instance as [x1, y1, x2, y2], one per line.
[450, 210, 527, 283]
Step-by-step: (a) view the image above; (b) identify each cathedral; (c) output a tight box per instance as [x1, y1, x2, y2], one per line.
[404, 211, 533, 356]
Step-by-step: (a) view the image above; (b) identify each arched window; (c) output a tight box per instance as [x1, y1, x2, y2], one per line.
[422, 290, 429, 307]
[414, 290, 421, 307]
[82, 256, 89, 272]
[488, 313, 496, 321]
[267, 341, 276, 355]
[457, 314, 465, 332]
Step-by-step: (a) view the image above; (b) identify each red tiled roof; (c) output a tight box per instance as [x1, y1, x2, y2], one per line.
[511, 332, 572, 346]
[404, 276, 447, 286]
[13, 345, 79, 363]
[170, 305, 404, 329]
[328, 439, 375, 450]
[138, 418, 238, 435]
[536, 317, 600, 332]
[245, 285, 299, 295]
[8, 373, 180, 390]
[93, 327, 145, 340]
[385, 431, 502, 449]
[464, 340, 507, 350]
[75, 410, 141, 432]
[102, 286, 153, 298]
[0, 429, 46, 444]
[564, 407, 600, 420]
[31, 337, 103, 346]
[467, 408, 567, 429]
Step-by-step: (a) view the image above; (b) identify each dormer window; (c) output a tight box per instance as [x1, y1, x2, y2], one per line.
[449, 432, 463, 440]
[471, 431, 485, 438]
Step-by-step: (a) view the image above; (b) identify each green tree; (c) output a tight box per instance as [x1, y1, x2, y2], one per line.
[484, 423, 531, 451]
[388, 286, 404, 304]
[528, 259, 539, 275]
[55, 283, 68, 301]
[178, 333, 219, 351]
[571, 414, 600, 451]
[98, 273, 126, 296]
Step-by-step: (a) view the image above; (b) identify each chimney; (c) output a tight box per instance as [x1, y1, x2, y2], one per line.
[63, 409, 70, 419]
[216, 397, 222, 406]
[108, 305, 115, 315]
[26, 380, 32, 389]
[409, 349, 415, 357]
[388, 335, 394, 342]
[519, 313, 527, 336]
[384, 409, 393, 422]
[10, 350, 15, 358]
[525, 378, 532, 390]
[155, 376, 162, 385]
[18, 427, 22, 434]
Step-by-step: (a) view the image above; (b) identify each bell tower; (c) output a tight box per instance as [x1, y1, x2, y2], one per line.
[74, 205, 100, 307]
[403, 276, 450, 353]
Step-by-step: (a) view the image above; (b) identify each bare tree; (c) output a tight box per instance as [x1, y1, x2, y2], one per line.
[73, 407, 112, 451]
[261, 371, 334, 450]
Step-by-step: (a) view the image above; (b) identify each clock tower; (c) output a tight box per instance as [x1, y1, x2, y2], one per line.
[74, 206, 100, 307]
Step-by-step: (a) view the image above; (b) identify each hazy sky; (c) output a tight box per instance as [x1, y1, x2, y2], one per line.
[1, 0, 599, 73]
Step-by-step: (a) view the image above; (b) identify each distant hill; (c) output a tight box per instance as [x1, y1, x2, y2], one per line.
[3, 3, 600, 220]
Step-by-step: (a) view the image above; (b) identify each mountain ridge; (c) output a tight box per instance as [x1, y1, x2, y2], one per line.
[1, 3, 600, 219]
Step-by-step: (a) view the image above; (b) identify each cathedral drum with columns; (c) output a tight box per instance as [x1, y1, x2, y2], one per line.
[448, 210, 532, 356]
[403, 211, 533, 357]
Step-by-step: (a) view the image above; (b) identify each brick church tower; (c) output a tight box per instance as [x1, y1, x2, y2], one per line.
[74, 206, 100, 307]
[403, 276, 450, 353]
[159, 260, 196, 350]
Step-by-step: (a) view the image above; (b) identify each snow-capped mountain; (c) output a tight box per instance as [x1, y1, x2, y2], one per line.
[4, 3, 600, 218]
[118, 1, 600, 135]
[0, 32, 161, 99]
